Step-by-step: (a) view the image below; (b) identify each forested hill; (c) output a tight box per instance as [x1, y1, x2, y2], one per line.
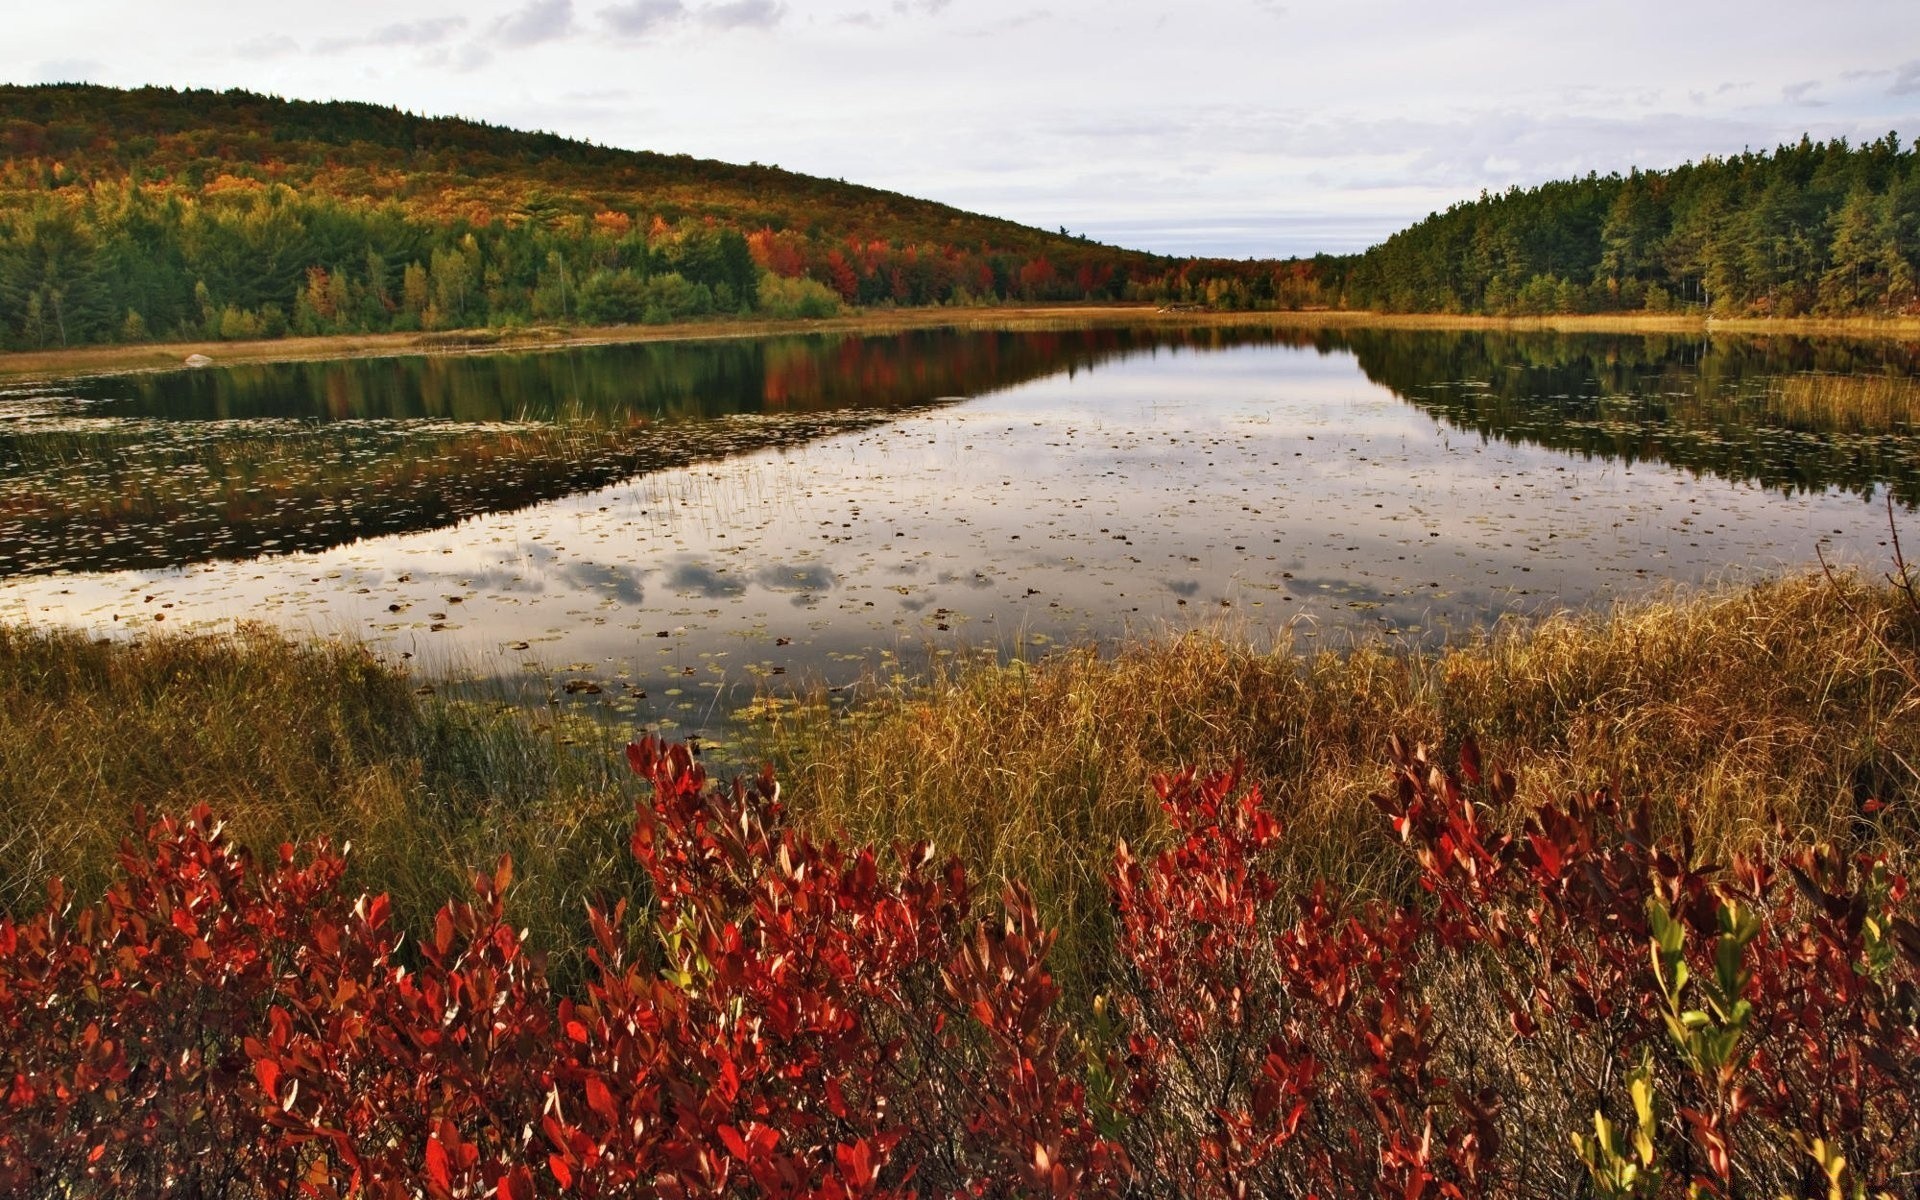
[1345, 134, 1920, 318]
[0, 84, 1332, 349]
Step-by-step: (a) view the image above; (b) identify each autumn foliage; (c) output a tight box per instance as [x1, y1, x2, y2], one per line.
[4, 735, 1918, 1197]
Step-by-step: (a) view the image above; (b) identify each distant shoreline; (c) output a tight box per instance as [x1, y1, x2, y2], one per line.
[5, 304, 1918, 382]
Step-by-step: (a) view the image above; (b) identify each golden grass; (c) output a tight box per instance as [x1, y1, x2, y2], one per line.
[0, 622, 638, 975]
[1762, 371, 1920, 433]
[762, 572, 1920, 993]
[7, 571, 1917, 997]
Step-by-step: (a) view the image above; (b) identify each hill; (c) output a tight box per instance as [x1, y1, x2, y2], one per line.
[0, 84, 1332, 349]
[1345, 134, 1920, 318]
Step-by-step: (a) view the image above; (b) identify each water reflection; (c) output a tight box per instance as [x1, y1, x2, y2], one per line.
[4, 323, 1919, 749]
[2, 327, 1225, 575]
[1330, 328, 1920, 503]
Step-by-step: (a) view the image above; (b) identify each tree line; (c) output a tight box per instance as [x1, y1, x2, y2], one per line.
[0, 85, 1347, 350]
[1345, 133, 1920, 317]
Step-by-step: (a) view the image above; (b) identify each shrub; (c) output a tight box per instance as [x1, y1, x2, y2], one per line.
[2, 736, 1915, 1196]
[756, 272, 842, 319]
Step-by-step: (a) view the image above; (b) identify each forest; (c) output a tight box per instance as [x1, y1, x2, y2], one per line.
[0, 84, 1336, 349]
[6, 85, 1915, 350]
[1345, 133, 1920, 317]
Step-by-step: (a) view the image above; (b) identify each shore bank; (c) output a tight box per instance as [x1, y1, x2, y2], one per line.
[5, 304, 1918, 382]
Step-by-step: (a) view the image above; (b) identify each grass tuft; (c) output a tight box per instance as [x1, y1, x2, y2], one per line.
[0, 622, 638, 978]
[762, 572, 1920, 995]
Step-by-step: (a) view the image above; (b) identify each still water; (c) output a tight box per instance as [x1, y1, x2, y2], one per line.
[4, 324, 1917, 740]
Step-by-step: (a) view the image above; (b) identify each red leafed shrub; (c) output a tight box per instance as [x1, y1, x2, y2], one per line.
[0, 807, 343, 1196]
[4, 736, 1918, 1198]
[1106, 762, 1491, 1200]
[1367, 737, 1920, 1198]
[536, 737, 1121, 1198]
[1101, 739, 1920, 1198]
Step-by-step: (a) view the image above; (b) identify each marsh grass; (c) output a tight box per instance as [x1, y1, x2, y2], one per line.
[8, 570, 1919, 999]
[0, 622, 639, 978]
[1764, 370, 1920, 433]
[762, 572, 1920, 996]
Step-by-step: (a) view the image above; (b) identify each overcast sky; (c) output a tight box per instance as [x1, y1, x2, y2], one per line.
[9, 1, 1920, 257]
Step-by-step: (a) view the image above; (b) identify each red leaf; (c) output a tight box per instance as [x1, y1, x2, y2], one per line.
[548, 1154, 574, 1189]
[835, 1139, 875, 1188]
[502, 1165, 536, 1200]
[718, 1124, 753, 1161]
[424, 1135, 453, 1196]
[584, 1076, 616, 1124]
[1459, 736, 1483, 786]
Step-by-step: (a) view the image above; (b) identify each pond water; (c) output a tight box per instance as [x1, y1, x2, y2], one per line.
[5, 323, 1918, 744]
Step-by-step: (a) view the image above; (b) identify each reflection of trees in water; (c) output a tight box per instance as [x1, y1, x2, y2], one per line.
[14, 324, 1914, 578]
[2, 326, 1303, 576]
[1331, 329, 1920, 506]
[72, 326, 1304, 423]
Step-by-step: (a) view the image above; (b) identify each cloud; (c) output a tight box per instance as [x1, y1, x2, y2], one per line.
[1781, 80, 1823, 106]
[31, 59, 105, 84]
[698, 0, 785, 29]
[602, 0, 687, 35]
[494, 0, 578, 45]
[314, 17, 469, 54]
[601, 0, 781, 36]
[1894, 60, 1920, 96]
[890, 0, 953, 16]
[236, 35, 301, 58]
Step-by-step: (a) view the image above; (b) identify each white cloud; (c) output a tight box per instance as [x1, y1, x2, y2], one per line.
[494, 0, 578, 45]
[30, 58, 105, 83]
[601, 0, 686, 35]
[1782, 80, 1823, 105]
[313, 17, 469, 55]
[697, 0, 784, 29]
[236, 35, 301, 59]
[601, 0, 780, 36]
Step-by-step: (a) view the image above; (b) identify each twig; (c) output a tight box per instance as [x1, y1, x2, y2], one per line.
[1817, 534, 1920, 693]
[1886, 492, 1920, 616]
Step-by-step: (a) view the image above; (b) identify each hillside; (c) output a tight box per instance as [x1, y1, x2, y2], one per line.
[0, 84, 1330, 349]
[1345, 133, 1920, 318]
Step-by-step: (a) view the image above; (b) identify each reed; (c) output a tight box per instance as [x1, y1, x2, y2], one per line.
[762, 571, 1920, 993]
[0, 622, 637, 977]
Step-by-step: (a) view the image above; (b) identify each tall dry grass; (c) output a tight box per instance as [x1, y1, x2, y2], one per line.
[0, 622, 639, 975]
[764, 572, 1920, 994]
[1763, 370, 1920, 433]
[8, 570, 1918, 998]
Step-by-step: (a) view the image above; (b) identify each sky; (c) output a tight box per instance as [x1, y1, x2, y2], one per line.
[7, 0, 1920, 258]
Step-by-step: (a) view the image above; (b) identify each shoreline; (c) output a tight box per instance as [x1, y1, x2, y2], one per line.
[5, 304, 1918, 383]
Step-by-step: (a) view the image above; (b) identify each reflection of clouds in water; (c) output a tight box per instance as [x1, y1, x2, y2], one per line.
[402, 565, 534, 592]
[753, 562, 837, 592]
[1280, 575, 1397, 605]
[935, 570, 999, 589]
[555, 562, 648, 605]
[665, 559, 748, 598]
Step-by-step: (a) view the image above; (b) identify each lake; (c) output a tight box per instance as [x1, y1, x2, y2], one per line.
[5, 323, 1918, 746]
